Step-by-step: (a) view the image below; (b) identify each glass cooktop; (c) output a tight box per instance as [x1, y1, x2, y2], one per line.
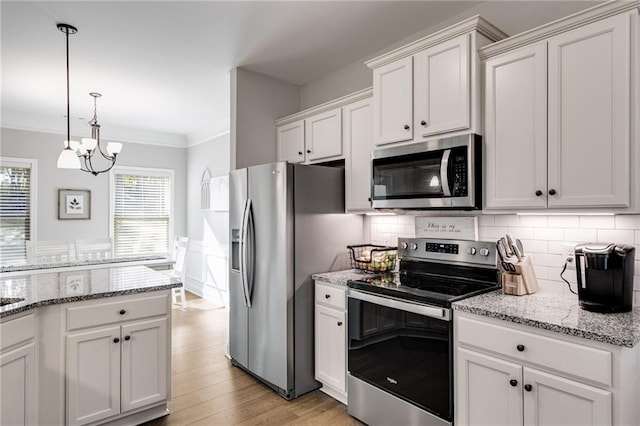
[348, 270, 500, 307]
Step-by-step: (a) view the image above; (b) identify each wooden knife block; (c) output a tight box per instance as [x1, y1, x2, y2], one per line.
[500, 256, 539, 296]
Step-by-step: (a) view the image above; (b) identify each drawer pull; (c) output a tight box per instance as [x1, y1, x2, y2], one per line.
[113, 337, 120, 344]
[509, 379, 518, 387]
[325, 294, 331, 299]
[524, 384, 533, 392]
[404, 124, 410, 130]
[516, 344, 525, 352]
[119, 309, 126, 315]
[124, 335, 131, 341]
[337, 321, 343, 326]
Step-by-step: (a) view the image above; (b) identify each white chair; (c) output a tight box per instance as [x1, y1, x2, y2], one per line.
[171, 236, 189, 309]
[75, 238, 113, 261]
[26, 240, 74, 263]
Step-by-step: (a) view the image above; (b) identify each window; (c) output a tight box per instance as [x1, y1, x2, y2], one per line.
[111, 167, 173, 257]
[0, 158, 36, 265]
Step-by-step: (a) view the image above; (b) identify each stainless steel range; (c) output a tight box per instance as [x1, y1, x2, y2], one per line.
[347, 238, 500, 426]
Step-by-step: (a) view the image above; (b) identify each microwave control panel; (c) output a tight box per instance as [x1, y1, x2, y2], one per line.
[451, 149, 468, 197]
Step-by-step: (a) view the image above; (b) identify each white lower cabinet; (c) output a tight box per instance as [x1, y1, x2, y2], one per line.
[454, 311, 638, 426]
[314, 281, 347, 404]
[66, 318, 167, 426]
[456, 348, 611, 426]
[1, 313, 36, 426]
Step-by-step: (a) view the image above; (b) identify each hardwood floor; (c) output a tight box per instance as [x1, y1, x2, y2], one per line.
[144, 293, 361, 426]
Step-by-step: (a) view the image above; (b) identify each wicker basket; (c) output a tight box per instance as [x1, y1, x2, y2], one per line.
[348, 244, 397, 273]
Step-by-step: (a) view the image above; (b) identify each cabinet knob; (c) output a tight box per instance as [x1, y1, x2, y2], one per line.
[325, 294, 331, 299]
[535, 190, 543, 196]
[337, 321, 343, 326]
[298, 151, 303, 155]
[516, 344, 525, 352]
[119, 309, 126, 315]
[524, 384, 533, 392]
[306, 149, 311, 154]
[548, 189, 557, 196]
[509, 379, 518, 387]
[368, 197, 372, 202]
[421, 120, 427, 126]
[113, 337, 120, 343]
[124, 335, 131, 341]
[404, 124, 410, 130]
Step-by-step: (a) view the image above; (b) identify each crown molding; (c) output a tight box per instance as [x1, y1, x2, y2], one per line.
[365, 15, 508, 70]
[274, 87, 372, 127]
[480, 0, 640, 60]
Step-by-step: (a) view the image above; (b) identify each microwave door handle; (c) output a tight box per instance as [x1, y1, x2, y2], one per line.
[241, 198, 252, 308]
[440, 149, 452, 197]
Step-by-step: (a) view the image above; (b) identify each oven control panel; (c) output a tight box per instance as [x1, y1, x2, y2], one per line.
[398, 238, 496, 267]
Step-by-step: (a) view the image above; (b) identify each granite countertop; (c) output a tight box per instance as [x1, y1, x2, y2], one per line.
[453, 291, 640, 348]
[312, 269, 381, 287]
[0, 265, 182, 318]
[0, 255, 172, 273]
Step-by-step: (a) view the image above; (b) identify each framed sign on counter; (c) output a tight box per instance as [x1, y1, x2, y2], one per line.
[58, 189, 91, 220]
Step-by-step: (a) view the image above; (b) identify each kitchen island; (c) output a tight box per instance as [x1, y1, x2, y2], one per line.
[0, 265, 181, 426]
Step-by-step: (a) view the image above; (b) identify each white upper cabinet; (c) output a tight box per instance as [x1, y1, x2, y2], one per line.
[344, 98, 374, 212]
[305, 108, 342, 162]
[485, 43, 548, 209]
[414, 33, 470, 137]
[372, 56, 413, 145]
[482, 2, 638, 211]
[547, 13, 630, 208]
[276, 120, 305, 164]
[367, 17, 507, 148]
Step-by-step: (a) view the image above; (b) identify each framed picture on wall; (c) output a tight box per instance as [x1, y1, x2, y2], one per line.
[58, 189, 91, 220]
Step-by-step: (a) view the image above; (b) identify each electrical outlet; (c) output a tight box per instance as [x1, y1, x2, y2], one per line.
[565, 249, 576, 270]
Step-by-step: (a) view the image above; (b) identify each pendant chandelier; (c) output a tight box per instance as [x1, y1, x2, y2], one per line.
[56, 23, 122, 176]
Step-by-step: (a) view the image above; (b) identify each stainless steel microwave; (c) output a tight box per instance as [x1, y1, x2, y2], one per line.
[371, 133, 481, 210]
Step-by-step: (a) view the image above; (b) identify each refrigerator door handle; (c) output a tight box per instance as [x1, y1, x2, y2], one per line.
[246, 201, 256, 306]
[241, 198, 252, 308]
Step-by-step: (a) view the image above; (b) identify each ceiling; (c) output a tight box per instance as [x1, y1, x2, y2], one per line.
[1, 1, 600, 148]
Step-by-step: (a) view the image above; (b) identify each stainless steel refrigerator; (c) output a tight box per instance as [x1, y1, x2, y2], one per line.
[229, 161, 363, 399]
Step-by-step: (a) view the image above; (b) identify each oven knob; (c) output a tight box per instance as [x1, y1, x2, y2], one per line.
[467, 247, 477, 255]
[479, 248, 490, 256]
[410, 243, 418, 250]
[401, 242, 408, 250]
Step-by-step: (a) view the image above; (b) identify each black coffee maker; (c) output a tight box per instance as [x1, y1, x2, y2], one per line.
[574, 243, 635, 313]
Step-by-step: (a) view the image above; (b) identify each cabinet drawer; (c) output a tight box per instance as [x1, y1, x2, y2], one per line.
[67, 294, 168, 331]
[1, 313, 35, 351]
[315, 283, 346, 310]
[457, 315, 611, 386]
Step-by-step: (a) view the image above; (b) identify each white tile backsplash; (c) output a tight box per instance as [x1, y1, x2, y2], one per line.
[579, 215, 615, 229]
[368, 213, 640, 305]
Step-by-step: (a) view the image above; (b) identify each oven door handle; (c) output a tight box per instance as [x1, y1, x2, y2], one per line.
[348, 289, 451, 321]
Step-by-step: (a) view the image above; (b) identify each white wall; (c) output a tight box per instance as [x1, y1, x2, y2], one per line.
[300, 1, 601, 109]
[368, 213, 640, 306]
[185, 132, 231, 304]
[0, 127, 187, 242]
[231, 67, 300, 170]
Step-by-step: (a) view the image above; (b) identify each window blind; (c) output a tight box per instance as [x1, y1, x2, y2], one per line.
[113, 171, 171, 256]
[0, 162, 32, 265]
